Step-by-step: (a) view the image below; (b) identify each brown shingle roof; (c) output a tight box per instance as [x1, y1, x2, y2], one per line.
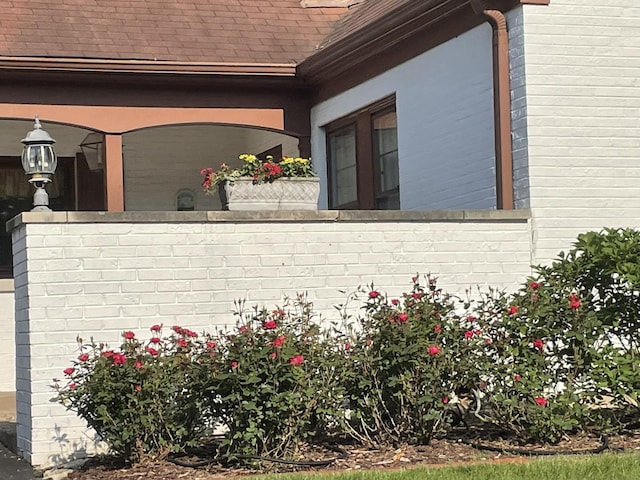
[0, 0, 351, 64]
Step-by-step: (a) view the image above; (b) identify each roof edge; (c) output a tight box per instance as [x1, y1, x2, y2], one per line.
[0, 56, 298, 76]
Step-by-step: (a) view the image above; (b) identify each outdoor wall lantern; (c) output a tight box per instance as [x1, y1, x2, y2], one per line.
[21, 116, 57, 211]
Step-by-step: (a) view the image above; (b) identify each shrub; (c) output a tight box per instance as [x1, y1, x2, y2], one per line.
[53, 326, 217, 462]
[208, 295, 344, 461]
[339, 276, 490, 446]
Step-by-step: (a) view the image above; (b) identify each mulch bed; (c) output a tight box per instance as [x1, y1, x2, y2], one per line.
[67, 432, 640, 480]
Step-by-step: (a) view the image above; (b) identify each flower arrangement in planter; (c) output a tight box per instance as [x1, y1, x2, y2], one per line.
[200, 154, 320, 211]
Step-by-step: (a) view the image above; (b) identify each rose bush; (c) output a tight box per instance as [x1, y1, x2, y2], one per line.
[53, 325, 218, 462]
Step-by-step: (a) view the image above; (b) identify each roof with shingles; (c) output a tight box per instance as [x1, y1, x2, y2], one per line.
[0, 0, 357, 64]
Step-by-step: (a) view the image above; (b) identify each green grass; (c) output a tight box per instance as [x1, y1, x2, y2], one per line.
[253, 453, 640, 480]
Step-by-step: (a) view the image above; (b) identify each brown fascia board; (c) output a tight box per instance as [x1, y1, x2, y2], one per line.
[0, 56, 297, 77]
[298, 0, 470, 82]
[298, 0, 548, 83]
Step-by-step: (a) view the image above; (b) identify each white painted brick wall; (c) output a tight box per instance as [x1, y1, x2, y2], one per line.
[311, 24, 496, 211]
[11, 212, 531, 466]
[519, 0, 640, 262]
[0, 287, 15, 391]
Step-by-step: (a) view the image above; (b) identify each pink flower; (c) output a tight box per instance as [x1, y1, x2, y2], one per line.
[514, 374, 522, 381]
[239, 325, 249, 333]
[270, 352, 277, 359]
[368, 290, 380, 299]
[533, 339, 544, 350]
[101, 350, 114, 358]
[135, 361, 143, 369]
[146, 347, 158, 356]
[534, 397, 547, 407]
[391, 299, 400, 306]
[467, 315, 477, 322]
[264, 320, 277, 329]
[78, 353, 89, 362]
[272, 335, 286, 348]
[485, 338, 492, 345]
[150, 324, 162, 332]
[123, 331, 135, 340]
[112, 353, 126, 365]
[70, 383, 76, 390]
[206, 341, 216, 349]
[569, 294, 581, 310]
[529, 282, 541, 290]
[411, 292, 423, 300]
[185, 329, 198, 338]
[411, 276, 418, 283]
[464, 330, 474, 339]
[428, 345, 441, 356]
[345, 342, 351, 350]
[177, 339, 189, 348]
[508, 305, 519, 315]
[289, 355, 304, 365]
[231, 361, 239, 369]
[397, 313, 409, 323]
[434, 325, 442, 333]
[150, 337, 161, 344]
[135, 385, 142, 392]
[63, 367, 75, 376]
[442, 396, 449, 404]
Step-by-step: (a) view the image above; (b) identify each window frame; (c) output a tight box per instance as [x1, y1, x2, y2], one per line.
[325, 95, 398, 210]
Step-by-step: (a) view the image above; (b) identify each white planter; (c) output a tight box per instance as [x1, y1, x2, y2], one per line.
[220, 177, 320, 211]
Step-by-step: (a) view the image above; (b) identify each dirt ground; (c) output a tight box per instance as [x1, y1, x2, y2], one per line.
[66, 432, 640, 480]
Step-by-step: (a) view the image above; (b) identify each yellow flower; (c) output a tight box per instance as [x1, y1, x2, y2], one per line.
[239, 153, 258, 164]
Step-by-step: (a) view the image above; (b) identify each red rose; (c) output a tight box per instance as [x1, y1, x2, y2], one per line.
[123, 331, 135, 340]
[101, 350, 114, 358]
[78, 353, 89, 362]
[428, 345, 440, 356]
[206, 341, 216, 349]
[467, 315, 477, 322]
[345, 342, 351, 350]
[534, 397, 547, 407]
[113, 353, 126, 365]
[264, 320, 277, 329]
[146, 347, 158, 356]
[70, 383, 76, 390]
[569, 294, 581, 310]
[150, 337, 161, 344]
[135, 385, 141, 392]
[397, 313, 409, 323]
[533, 339, 544, 350]
[434, 325, 442, 333]
[172, 325, 183, 334]
[464, 330, 474, 339]
[270, 352, 277, 359]
[150, 324, 162, 332]
[529, 282, 541, 290]
[239, 325, 249, 333]
[514, 374, 521, 381]
[368, 290, 380, 299]
[508, 305, 518, 315]
[485, 338, 492, 345]
[272, 335, 286, 348]
[391, 299, 400, 306]
[442, 396, 449, 404]
[411, 292, 423, 300]
[412, 276, 418, 283]
[289, 355, 304, 365]
[231, 361, 239, 369]
[185, 329, 198, 338]
[63, 367, 75, 376]
[177, 339, 189, 348]
[135, 361, 143, 369]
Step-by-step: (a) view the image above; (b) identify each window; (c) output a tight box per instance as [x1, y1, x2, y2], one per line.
[326, 96, 399, 209]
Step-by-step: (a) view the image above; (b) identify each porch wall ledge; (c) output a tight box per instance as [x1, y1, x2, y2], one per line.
[7, 209, 530, 231]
